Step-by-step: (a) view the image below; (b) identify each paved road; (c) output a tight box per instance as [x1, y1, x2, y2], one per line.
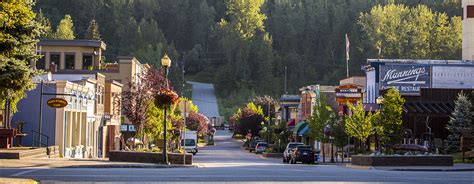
[0, 130, 473, 183]
[188, 81, 220, 117]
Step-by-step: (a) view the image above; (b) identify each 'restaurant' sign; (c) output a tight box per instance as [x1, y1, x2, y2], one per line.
[47, 98, 68, 108]
[379, 65, 430, 94]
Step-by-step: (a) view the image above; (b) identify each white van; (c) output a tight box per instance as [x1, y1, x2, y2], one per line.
[181, 131, 198, 155]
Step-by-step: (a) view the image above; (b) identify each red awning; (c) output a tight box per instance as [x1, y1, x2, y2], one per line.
[287, 119, 296, 127]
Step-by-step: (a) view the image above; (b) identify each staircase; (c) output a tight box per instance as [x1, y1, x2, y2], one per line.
[0, 146, 60, 159]
[20, 146, 60, 159]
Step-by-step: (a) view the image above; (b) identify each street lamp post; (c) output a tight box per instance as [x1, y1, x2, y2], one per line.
[324, 124, 334, 163]
[161, 54, 171, 165]
[376, 96, 384, 152]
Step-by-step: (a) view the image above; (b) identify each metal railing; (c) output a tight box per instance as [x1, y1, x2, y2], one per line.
[31, 130, 49, 147]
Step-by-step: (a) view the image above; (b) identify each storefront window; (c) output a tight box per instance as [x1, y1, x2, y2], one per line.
[0, 110, 4, 128]
[36, 53, 46, 70]
[50, 53, 60, 69]
[65, 54, 75, 69]
[83, 54, 93, 70]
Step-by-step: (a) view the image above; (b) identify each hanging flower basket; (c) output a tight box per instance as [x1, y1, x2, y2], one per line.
[154, 88, 179, 108]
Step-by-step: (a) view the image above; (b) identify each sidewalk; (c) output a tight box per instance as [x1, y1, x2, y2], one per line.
[345, 163, 474, 172]
[0, 177, 37, 184]
[0, 158, 196, 169]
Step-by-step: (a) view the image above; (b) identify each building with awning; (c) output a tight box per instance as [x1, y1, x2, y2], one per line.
[397, 88, 469, 140]
[297, 124, 309, 137]
[293, 121, 309, 144]
[286, 119, 295, 127]
[279, 94, 300, 126]
[363, 59, 474, 140]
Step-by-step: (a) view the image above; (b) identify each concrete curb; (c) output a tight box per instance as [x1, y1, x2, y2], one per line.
[0, 177, 37, 184]
[345, 164, 474, 172]
[57, 164, 197, 169]
[389, 168, 474, 172]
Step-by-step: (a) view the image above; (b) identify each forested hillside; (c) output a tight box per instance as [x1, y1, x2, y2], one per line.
[35, 0, 462, 118]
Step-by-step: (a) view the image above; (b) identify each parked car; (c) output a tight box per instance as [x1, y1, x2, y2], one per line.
[290, 145, 314, 164]
[283, 142, 304, 163]
[255, 142, 268, 154]
[249, 139, 265, 152]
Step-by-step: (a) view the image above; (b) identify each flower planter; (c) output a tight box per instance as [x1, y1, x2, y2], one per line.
[262, 153, 283, 158]
[351, 155, 453, 166]
[109, 151, 193, 165]
[154, 88, 179, 108]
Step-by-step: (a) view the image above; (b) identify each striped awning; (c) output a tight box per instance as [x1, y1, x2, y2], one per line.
[403, 102, 454, 114]
[297, 125, 309, 137]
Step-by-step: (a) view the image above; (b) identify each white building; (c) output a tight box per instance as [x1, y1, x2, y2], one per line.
[463, 0, 474, 60]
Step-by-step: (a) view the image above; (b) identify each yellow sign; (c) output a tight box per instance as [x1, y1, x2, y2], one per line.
[47, 98, 68, 108]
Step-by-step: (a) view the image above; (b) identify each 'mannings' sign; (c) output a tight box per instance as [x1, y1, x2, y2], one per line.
[379, 65, 431, 94]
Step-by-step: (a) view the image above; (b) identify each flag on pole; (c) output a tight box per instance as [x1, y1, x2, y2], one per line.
[345, 33, 350, 61]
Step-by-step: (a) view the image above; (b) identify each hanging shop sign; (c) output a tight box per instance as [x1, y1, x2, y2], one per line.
[335, 85, 362, 104]
[379, 64, 430, 94]
[47, 98, 68, 108]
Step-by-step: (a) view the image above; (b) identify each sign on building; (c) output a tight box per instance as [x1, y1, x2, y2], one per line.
[432, 66, 474, 89]
[335, 85, 362, 104]
[47, 98, 68, 108]
[379, 65, 431, 94]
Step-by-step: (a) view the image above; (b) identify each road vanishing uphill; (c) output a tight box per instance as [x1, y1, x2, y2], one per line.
[188, 81, 220, 118]
[1, 130, 473, 183]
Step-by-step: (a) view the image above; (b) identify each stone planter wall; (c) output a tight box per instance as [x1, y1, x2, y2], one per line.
[109, 151, 193, 165]
[352, 155, 453, 166]
[262, 153, 283, 158]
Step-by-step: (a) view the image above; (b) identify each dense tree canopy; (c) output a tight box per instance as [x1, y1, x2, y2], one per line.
[0, 0, 41, 112]
[35, 0, 462, 118]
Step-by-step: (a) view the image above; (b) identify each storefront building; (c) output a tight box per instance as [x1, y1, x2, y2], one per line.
[12, 76, 96, 158]
[363, 59, 474, 140]
[104, 80, 123, 157]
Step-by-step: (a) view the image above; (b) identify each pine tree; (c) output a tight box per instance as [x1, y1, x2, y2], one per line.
[0, 1, 41, 113]
[53, 14, 75, 40]
[35, 9, 53, 39]
[85, 19, 101, 40]
[446, 92, 472, 153]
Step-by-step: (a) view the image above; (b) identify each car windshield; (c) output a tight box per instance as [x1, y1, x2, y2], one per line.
[258, 143, 267, 147]
[181, 139, 196, 146]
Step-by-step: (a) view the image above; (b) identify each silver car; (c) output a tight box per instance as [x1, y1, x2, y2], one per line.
[283, 142, 304, 163]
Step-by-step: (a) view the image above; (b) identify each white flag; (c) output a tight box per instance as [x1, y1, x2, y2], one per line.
[345, 34, 350, 61]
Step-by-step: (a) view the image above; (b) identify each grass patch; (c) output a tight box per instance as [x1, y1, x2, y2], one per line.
[452, 152, 474, 164]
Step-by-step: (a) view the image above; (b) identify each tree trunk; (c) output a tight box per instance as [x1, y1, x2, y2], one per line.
[322, 142, 325, 163]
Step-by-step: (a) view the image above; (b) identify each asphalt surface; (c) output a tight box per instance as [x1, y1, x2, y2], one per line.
[188, 81, 220, 117]
[0, 130, 473, 183]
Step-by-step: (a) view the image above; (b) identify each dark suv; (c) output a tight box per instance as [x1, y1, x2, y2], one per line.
[290, 145, 314, 164]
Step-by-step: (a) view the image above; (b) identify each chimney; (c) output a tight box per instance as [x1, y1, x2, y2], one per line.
[50, 62, 57, 73]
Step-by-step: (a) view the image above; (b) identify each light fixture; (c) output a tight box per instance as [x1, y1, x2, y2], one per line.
[161, 54, 171, 68]
[376, 96, 384, 105]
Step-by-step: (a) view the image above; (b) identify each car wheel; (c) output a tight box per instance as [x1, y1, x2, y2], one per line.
[192, 152, 196, 155]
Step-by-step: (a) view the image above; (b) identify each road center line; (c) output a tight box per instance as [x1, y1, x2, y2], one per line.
[11, 169, 37, 177]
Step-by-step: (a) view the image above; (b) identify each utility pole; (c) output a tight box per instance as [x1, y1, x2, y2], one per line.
[38, 80, 44, 147]
[267, 101, 271, 143]
[284, 66, 288, 94]
[182, 57, 187, 165]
